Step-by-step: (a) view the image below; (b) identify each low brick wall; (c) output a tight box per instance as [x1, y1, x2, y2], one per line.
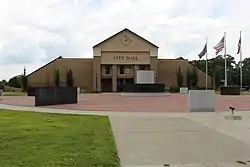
[35, 87, 77, 106]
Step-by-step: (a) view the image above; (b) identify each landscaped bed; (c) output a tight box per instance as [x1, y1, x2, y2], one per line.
[0, 109, 120, 167]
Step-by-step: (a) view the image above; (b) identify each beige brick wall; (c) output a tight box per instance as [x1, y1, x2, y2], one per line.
[158, 59, 212, 88]
[28, 58, 93, 91]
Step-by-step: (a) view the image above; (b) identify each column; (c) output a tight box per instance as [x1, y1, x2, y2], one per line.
[150, 57, 158, 83]
[93, 57, 101, 92]
[112, 65, 117, 92]
[134, 65, 139, 83]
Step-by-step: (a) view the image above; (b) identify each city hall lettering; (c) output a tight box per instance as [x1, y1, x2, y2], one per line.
[113, 56, 138, 61]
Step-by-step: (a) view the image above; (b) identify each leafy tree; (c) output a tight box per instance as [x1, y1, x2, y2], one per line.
[0, 80, 7, 89]
[176, 67, 183, 88]
[242, 57, 250, 86]
[66, 69, 74, 87]
[8, 75, 22, 88]
[190, 54, 240, 89]
[54, 69, 60, 87]
[1, 80, 7, 85]
[0, 83, 3, 90]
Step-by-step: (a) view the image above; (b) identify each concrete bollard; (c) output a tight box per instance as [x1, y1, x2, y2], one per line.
[180, 87, 188, 94]
[188, 90, 215, 112]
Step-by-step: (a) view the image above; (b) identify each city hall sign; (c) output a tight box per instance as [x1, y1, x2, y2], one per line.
[101, 53, 150, 64]
[113, 55, 139, 61]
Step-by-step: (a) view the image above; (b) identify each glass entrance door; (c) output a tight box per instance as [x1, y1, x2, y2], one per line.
[117, 78, 134, 92]
[101, 78, 112, 92]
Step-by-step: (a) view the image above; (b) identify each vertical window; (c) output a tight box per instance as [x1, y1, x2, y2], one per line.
[119, 66, 132, 74]
[102, 65, 111, 75]
[124, 66, 132, 74]
[105, 66, 111, 74]
[119, 66, 125, 74]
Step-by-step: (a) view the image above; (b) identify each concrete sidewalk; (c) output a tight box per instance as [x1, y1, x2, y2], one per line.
[1, 104, 250, 167]
[110, 113, 250, 167]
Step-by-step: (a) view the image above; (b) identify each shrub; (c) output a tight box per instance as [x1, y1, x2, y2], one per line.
[54, 69, 60, 87]
[176, 66, 183, 88]
[190, 67, 198, 88]
[169, 87, 179, 93]
[186, 69, 191, 88]
[66, 69, 74, 87]
[21, 75, 28, 92]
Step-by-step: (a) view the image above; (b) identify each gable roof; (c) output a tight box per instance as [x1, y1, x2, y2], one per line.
[93, 28, 159, 48]
[27, 56, 62, 77]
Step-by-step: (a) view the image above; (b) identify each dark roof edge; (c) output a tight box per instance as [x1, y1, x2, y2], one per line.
[93, 28, 159, 48]
[27, 56, 62, 77]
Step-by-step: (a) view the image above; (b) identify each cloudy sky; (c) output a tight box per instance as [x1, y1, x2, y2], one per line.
[0, 0, 249, 80]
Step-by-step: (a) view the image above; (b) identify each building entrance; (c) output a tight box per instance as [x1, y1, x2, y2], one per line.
[101, 78, 112, 92]
[117, 78, 134, 92]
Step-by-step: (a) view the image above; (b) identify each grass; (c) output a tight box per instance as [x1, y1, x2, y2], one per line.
[3, 92, 27, 96]
[0, 110, 120, 167]
[215, 90, 250, 95]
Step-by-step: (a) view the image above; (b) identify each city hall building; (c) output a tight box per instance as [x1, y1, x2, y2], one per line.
[27, 28, 212, 92]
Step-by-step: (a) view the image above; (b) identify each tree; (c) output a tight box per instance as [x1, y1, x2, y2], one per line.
[54, 69, 60, 87]
[66, 69, 74, 87]
[0, 80, 7, 90]
[190, 67, 198, 89]
[242, 57, 250, 86]
[21, 75, 28, 92]
[0, 83, 3, 90]
[176, 67, 183, 88]
[190, 54, 239, 89]
[1, 80, 7, 85]
[8, 75, 22, 88]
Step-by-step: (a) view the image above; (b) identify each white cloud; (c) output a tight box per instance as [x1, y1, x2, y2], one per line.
[0, 0, 250, 80]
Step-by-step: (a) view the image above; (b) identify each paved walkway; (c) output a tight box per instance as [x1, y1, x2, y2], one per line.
[2, 93, 250, 112]
[1, 104, 250, 167]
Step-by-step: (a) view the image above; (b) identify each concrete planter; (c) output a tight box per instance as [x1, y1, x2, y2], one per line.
[188, 90, 215, 112]
[220, 87, 240, 95]
[180, 87, 188, 94]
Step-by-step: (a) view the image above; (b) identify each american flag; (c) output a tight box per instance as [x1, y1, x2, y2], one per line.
[237, 36, 241, 54]
[213, 36, 225, 55]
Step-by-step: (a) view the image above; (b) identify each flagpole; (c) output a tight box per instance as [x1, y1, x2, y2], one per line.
[240, 31, 243, 94]
[224, 32, 227, 87]
[205, 37, 208, 90]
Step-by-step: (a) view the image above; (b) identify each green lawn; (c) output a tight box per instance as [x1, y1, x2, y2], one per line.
[3, 92, 27, 96]
[215, 90, 250, 95]
[0, 110, 120, 167]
